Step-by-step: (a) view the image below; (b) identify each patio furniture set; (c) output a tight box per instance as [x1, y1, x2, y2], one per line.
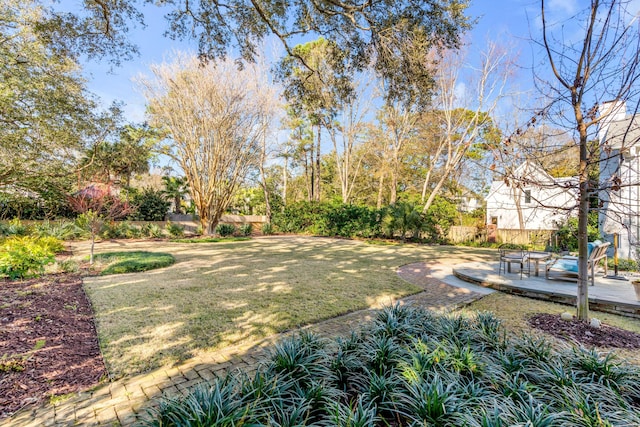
[498, 241, 611, 285]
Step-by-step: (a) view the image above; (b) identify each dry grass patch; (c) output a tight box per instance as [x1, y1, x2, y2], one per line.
[75, 237, 494, 377]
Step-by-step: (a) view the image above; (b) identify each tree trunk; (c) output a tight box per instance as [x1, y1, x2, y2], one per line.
[89, 233, 95, 265]
[259, 130, 271, 222]
[314, 124, 321, 201]
[576, 114, 590, 321]
[200, 214, 210, 235]
[421, 173, 449, 214]
[282, 156, 288, 209]
[307, 137, 314, 202]
[390, 161, 398, 205]
[377, 173, 385, 209]
[421, 167, 433, 203]
[513, 187, 525, 231]
[259, 165, 271, 223]
[207, 210, 224, 235]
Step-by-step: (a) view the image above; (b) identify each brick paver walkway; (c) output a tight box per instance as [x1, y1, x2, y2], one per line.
[3, 263, 483, 427]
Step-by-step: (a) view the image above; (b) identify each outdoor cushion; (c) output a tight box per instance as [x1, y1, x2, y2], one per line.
[546, 241, 609, 286]
[552, 257, 579, 273]
[587, 240, 603, 256]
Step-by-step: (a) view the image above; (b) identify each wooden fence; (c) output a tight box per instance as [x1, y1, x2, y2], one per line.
[167, 214, 267, 233]
[448, 226, 556, 247]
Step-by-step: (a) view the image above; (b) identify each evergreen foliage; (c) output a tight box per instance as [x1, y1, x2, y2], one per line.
[140, 305, 640, 426]
[273, 200, 458, 242]
[128, 188, 170, 222]
[553, 212, 601, 252]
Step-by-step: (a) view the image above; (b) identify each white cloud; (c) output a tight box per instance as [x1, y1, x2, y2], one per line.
[547, 0, 578, 16]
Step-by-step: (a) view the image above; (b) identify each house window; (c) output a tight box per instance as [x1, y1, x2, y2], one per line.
[490, 216, 498, 225]
[524, 190, 531, 204]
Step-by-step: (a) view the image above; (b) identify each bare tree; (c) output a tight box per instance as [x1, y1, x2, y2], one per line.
[374, 103, 420, 205]
[536, 0, 640, 320]
[420, 42, 511, 214]
[327, 73, 377, 203]
[137, 53, 276, 234]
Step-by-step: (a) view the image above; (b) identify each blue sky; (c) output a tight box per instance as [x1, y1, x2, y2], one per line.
[78, 0, 547, 123]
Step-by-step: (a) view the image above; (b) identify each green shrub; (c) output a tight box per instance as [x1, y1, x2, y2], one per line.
[141, 223, 164, 239]
[0, 219, 28, 237]
[607, 257, 638, 272]
[239, 223, 253, 236]
[0, 236, 56, 279]
[100, 222, 122, 239]
[273, 201, 333, 235]
[553, 212, 600, 252]
[128, 188, 170, 221]
[0, 191, 75, 220]
[272, 201, 382, 238]
[381, 202, 424, 240]
[422, 196, 458, 243]
[36, 236, 65, 254]
[326, 204, 381, 238]
[165, 221, 184, 237]
[216, 223, 236, 237]
[261, 222, 274, 235]
[101, 221, 142, 239]
[33, 220, 85, 240]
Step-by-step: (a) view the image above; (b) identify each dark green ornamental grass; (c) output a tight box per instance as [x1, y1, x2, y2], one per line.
[94, 251, 175, 275]
[140, 304, 640, 426]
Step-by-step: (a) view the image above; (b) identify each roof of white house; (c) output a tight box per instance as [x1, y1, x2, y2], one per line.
[604, 115, 640, 151]
[485, 161, 576, 201]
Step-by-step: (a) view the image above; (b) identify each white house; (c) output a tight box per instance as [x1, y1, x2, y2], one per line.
[455, 188, 483, 213]
[598, 100, 640, 259]
[485, 162, 577, 230]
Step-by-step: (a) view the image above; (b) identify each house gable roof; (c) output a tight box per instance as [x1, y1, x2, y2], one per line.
[485, 161, 576, 201]
[605, 115, 640, 151]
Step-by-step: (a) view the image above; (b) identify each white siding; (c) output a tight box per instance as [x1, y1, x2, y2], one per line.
[486, 163, 576, 230]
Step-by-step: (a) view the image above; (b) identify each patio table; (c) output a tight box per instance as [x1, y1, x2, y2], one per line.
[527, 251, 552, 277]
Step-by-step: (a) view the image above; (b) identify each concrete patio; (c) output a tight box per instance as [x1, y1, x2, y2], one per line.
[453, 261, 640, 318]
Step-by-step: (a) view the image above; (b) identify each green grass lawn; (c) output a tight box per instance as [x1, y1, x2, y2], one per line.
[93, 251, 175, 275]
[74, 237, 493, 377]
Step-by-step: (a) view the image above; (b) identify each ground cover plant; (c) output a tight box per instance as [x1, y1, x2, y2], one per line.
[92, 251, 175, 275]
[141, 304, 640, 426]
[76, 238, 493, 376]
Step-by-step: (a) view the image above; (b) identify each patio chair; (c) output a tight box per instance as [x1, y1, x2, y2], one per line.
[498, 246, 529, 279]
[545, 241, 610, 286]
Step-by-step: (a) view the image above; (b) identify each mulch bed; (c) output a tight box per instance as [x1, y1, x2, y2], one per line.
[0, 273, 107, 419]
[528, 313, 640, 349]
